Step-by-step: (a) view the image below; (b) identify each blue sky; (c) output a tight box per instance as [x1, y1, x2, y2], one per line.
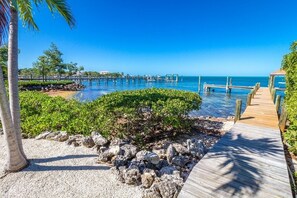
[18, 0, 297, 76]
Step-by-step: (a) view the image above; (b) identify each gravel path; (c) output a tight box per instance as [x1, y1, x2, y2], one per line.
[0, 136, 142, 198]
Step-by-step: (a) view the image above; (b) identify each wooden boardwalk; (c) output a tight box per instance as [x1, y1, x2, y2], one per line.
[179, 88, 292, 198]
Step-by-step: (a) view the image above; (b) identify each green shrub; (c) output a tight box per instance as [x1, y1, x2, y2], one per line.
[282, 41, 297, 155]
[18, 80, 74, 87]
[89, 88, 201, 140]
[18, 89, 201, 143]
[20, 91, 95, 136]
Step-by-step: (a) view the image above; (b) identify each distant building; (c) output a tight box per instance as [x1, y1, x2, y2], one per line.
[100, 71, 110, 75]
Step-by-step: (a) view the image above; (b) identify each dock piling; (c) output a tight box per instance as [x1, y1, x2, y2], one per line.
[279, 106, 288, 133]
[271, 88, 276, 102]
[247, 93, 252, 106]
[198, 76, 201, 93]
[234, 99, 242, 123]
[275, 95, 281, 115]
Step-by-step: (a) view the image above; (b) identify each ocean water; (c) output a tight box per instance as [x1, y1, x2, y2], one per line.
[74, 76, 285, 118]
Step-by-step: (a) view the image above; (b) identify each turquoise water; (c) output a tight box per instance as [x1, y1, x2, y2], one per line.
[74, 76, 285, 118]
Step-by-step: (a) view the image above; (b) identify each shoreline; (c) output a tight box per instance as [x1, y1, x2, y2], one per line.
[43, 90, 77, 99]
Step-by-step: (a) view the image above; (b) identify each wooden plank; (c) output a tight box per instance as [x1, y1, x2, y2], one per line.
[179, 88, 292, 198]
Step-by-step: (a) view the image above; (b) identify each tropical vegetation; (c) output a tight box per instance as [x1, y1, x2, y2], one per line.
[18, 89, 201, 145]
[281, 41, 297, 155]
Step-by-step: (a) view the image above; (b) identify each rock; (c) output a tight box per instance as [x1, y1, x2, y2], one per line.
[186, 161, 197, 170]
[123, 168, 141, 185]
[109, 145, 121, 156]
[35, 131, 51, 140]
[121, 144, 138, 159]
[152, 148, 166, 159]
[145, 174, 183, 198]
[65, 136, 77, 146]
[166, 144, 176, 164]
[159, 166, 177, 176]
[91, 132, 109, 146]
[98, 146, 108, 154]
[82, 136, 95, 148]
[113, 155, 128, 168]
[97, 145, 120, 162]
[158, 175, 183, 198]
[143, 185, 162, 198]
[54, 131, 69, 142]
[45, 132, 59, 140]
[144, 152, 160, 165]
[187, 138, 206, 158]
[171, 156, 190, 167]
[141, 169, 156, 188]
[114, 166, 127, 183]
[172, 143, 189, 155]
[128, 160, 146, 173]
[181, 171, 190, 181]
[155, 159, 169, 170]
[136, 150, 150, 161]
[110, 138, 129, 146]
[158, 180, 181, 198]
[0, 128, 3, 135]
[97, 151, 112, 162]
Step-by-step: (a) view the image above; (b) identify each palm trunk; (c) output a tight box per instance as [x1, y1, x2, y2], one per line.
[0, 64, 27, 172]
[7, 7, 27, 160]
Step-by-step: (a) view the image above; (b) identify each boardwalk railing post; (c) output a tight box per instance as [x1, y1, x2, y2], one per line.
[275, 95, 281, 114]
[271, 88, 276, 102]
[247, 93, 252, 106]
[252, 88, 256, 98]
[234, 99, 242, 123]
[279, 106, 288, 133]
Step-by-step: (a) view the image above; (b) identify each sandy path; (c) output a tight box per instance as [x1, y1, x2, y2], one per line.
[0, 136, 142, 198]
[44, 90, 77, 99]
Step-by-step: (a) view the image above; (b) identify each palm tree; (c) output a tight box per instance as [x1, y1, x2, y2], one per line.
[0, 0, 74, 172]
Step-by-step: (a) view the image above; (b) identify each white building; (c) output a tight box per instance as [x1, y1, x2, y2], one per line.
[100, 71, 110, 75]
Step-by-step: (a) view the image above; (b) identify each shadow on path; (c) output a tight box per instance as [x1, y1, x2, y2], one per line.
[207, 130, 284, 196]
[22, 154, 110, 172]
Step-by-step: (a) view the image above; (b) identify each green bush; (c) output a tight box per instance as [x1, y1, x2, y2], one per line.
[18, 89, 201, 143]
[282, 41, 297, 155]
[18, 80, 74, 87]
[89, 89, 201, 140]
[20, 91, 95, 136]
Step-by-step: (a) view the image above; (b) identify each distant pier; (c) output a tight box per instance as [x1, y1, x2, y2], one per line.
[18, 74, 179, 84]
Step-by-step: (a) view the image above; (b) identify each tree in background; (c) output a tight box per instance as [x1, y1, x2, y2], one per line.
[44, 43, 65, 80]
[0, 0, 74, 172]
[18, 67, 38, 79]
[33, 55, 51, 81]
[65, 62, 78, 76]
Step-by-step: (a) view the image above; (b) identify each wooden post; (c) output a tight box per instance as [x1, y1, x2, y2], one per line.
[234, 99, 242, 123]
[246, 93, 252, 106]
[275, 95, 281, 114]
[226, 76, 229, 93]
[271, 88, 276, 102]
[198, 76, 201, 93]
[252, 88, 256, 98]
[279, 106, 288, 133]
[271, 75, 275, 89]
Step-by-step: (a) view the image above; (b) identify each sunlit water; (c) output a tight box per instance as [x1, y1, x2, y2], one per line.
[74, 76, 285, 118]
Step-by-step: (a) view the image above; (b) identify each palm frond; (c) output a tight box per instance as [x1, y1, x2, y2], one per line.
[33, 0, 75, 28]
[0, 0, 10, 45]
[17, 0, 39, 30]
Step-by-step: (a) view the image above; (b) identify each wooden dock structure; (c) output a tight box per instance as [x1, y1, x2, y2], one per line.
[179, 88, 292, 198]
